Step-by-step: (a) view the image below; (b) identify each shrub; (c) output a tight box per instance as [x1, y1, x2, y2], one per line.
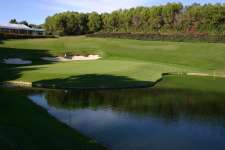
[86, 32, 225, 43]
[0, 32, 55, 39]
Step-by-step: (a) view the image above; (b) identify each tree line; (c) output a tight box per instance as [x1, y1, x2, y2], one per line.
[44, 3, 225, 35]
[9, 19, 43, 29]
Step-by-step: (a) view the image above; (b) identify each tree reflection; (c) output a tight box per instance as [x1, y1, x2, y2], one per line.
[37, 88, 225, 123]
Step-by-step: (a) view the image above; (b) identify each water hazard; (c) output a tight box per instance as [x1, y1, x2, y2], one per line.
[28, 88, 225, 150]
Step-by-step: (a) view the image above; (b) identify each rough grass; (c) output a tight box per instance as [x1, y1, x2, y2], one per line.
[0, 88, 108, 150]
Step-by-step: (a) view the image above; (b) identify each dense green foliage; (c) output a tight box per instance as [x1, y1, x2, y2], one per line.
[9, 19, 18, 24]
[45, 12, 90, 35]
[45, 3, 225, 35]
[87, 32, 225, 43]
[8, 19, 42, 29]
[0, 33, 54, 40]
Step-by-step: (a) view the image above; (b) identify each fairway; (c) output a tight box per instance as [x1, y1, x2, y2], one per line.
[1, 36, 225, 88]
[2, 2, 225, 150]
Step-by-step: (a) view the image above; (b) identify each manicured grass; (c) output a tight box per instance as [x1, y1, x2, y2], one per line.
[2, 36, 225, 88]
[0, 88, 108, 150]
[2, 36, 225, 71]
[17, 60, 194, 88]
[155, 75, 225, 93]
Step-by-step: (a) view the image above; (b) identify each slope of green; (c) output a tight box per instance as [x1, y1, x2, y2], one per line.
[1, 36, 225, 88]
[155, 75, 225, 93]
[17, 60, 195, 88]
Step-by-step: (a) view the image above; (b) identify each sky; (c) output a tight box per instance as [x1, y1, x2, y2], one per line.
[1, 0, 225, 24]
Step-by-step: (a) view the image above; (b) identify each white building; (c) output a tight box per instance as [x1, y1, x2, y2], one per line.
[0, 23, 45, 36]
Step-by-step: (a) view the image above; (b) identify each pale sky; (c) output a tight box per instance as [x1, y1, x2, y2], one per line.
[1, 0, 224, 24]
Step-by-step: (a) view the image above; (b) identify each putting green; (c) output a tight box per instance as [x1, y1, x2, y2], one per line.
[1, 36, 225, 88]
[13, 60, 197, 88]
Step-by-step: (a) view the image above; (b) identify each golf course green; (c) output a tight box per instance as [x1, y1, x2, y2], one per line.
[1, 36, 225, 88]
[1, 36, 225, 150]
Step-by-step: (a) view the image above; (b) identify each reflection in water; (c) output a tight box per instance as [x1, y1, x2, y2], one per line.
[28, 88, 225, 150]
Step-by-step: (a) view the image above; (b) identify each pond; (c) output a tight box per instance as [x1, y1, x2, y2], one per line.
[27, 88, 225, 150]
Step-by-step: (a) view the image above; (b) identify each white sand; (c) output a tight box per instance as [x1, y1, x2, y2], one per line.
[42, 55, 101, 62]
[3, 58, 32, 64]
[72, 55, 101, 60]
[187, 73, 210, 76]
[42, 57, 71, 62]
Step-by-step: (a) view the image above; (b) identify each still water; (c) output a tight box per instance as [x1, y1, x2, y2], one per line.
[28, 88, 225, 150]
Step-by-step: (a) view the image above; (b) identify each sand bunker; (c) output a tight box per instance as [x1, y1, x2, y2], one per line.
[3, 58, 32, 65]
[42, 57, 71, 62]
[42, 55, 101, 62]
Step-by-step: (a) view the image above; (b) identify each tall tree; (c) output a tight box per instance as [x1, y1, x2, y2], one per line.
[44, 3, 225, 35]
[88, 12, 102, 32]
[9, 19, 18, 24]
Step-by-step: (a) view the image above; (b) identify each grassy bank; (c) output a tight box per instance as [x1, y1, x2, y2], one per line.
[0, 88, 108, 150]
[1, 36, 225, 88]
[155, 75, 225, 93]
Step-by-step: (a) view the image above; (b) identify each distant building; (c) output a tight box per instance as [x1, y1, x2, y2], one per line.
[0, 23, 46, 36]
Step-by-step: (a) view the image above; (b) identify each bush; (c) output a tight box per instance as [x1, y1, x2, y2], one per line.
[0, 32, 55, 39]
[86, 32, 225, 43]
